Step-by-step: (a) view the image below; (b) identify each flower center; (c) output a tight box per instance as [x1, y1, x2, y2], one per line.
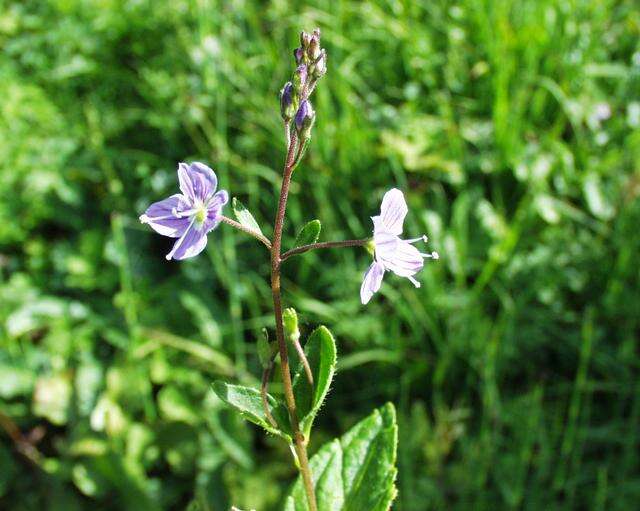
[194, 202, 208, 226]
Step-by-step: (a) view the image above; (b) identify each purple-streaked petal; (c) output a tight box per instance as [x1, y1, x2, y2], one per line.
[139, 194, 190, 238]
[178, 162, 218, 202]
[376, 188, 407, 236]
[201, 190, 229, 232]
[208, 189, 229, 210]
[373, 231, 399, 262]
[360, 261, 385, 305]
[379, 239, 424, 278]
[166, 220, 209, 260]
[177, 163, 195, 203]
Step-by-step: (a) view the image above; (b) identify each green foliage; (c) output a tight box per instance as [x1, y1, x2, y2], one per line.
[293, 326, 337, 437]
[212, 382, 291, 441]
[1, 0, 639, 509]
[294, 220, 322, 247]
[285, 403, 398, 511]
[232, 197, 264, 235]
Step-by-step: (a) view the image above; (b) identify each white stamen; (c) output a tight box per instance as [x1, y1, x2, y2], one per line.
[432, 251, 439, 260]
[140, 213, 177, 223]
[172, 207, 198, 218]
[408, 276, 421, 288]
[405, 234, 429, 245]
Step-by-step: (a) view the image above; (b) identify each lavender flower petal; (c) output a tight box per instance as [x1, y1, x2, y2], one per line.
[377, 188, 407, 236]
[166, 221, 209, 261]
[178, 162, 218, 202]
[139, 194, 190, 238]
[360, 261, 385, 305]
[202, 190, 229, 232]
[378, 239, 424, 279]
[372, 231, 399, 261]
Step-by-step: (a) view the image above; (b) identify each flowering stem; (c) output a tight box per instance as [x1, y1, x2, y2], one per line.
[281, 238, 369, 261]
[271, 130, 318, 511]
[220, 215, 272, 249]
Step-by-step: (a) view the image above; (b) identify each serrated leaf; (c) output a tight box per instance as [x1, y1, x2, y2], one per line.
[232, 198, 263, 234]
[285, 403, 398, 511]
[293, 326, 337, 437]
[211, 381, 291, 441]
[294, 220, 321, 248]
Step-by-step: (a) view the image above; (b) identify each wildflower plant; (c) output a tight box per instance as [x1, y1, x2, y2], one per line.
[141, 29, 437, 510]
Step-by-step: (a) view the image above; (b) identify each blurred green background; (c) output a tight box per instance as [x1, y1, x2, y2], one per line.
[1, 0, 639, 509]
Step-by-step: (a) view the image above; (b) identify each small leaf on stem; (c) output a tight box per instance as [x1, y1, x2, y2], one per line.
[232, 198, 263, 235]
[211, 381, 291, 441]
[294, 220, 322, 248]
[292, 326, 336, 437]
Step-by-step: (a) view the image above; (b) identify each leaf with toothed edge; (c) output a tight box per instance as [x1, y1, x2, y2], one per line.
[292, 325, 337, 438]
[211, 381, 291, 441]
[231, 198, 263, 234]
[284, 403, 398, 511]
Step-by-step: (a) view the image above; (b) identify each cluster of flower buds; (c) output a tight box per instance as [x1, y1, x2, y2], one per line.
[279, 28, 326, 141]
[295, 28, 327, 80]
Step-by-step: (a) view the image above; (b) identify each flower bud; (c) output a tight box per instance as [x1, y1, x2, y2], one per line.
[293, 46, 305, 65]
[293, 64, 307, 91]
[294, 100, 315, 138]
[300, 31, 311, 49]
[312, 50, 327, 79]
[279, 81, 297, 122]
[283, 308, 299, 343]
[308, 29, 321, 59]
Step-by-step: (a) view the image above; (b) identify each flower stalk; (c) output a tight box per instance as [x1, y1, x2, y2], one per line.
[270, 127, 318, 511]
[282, 238, 370, 261]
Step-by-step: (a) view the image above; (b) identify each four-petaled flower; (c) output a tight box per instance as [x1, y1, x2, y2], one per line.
[360, 188, 438, 304]
[140, 162, 228, 260]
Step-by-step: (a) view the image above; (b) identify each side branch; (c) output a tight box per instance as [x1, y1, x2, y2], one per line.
[281, 239, 369, 261]
[220, 215, 272, 249]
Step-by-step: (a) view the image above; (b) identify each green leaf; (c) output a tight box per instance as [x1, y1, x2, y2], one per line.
[293, 326, 337, 437]
[232, 198, 263, 234]
[212, 381, 291, 441]
[285, 403, 398, 511]
[294, 220, 321, 247]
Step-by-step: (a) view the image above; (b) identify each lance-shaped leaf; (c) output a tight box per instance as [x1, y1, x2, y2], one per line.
[232, 198, 263, 234]
[285, 403, 398, 511]
[294, 220, 321, 247]
[211, 381, 291, 441]
[292, 326, 337, 437]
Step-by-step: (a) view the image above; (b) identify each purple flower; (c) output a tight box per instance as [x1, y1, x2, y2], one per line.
[360, 188, 438, 304]
[140, 162, 228, 261]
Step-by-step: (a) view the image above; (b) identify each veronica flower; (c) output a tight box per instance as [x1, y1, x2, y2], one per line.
[140, 162, 228, 261]
[360, 188, 438, 304]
